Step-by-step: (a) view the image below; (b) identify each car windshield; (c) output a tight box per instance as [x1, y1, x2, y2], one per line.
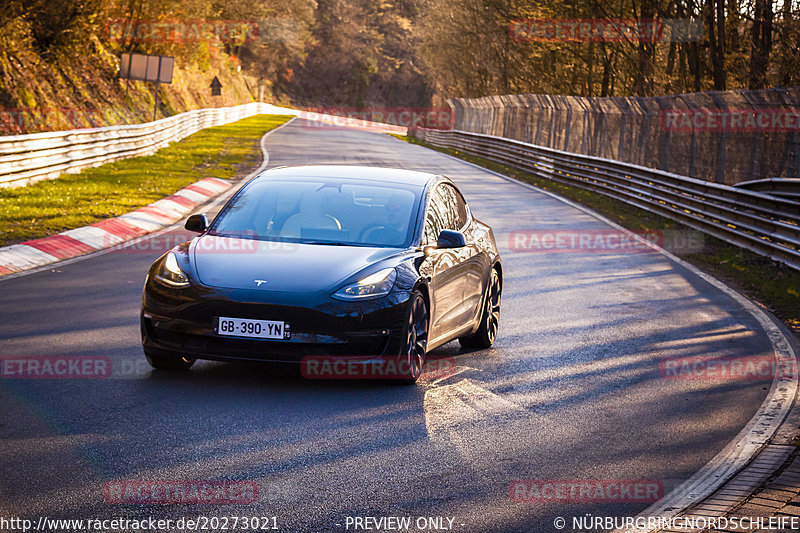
[209, 178, 422, 247]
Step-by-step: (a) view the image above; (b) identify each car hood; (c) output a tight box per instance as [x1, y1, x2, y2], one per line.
[191, 235, 403, 293]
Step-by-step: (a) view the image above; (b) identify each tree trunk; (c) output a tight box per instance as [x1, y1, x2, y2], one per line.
[716, 0, 726, 88]
[748, 0, 773, 89]
[706, 0, 726, 90]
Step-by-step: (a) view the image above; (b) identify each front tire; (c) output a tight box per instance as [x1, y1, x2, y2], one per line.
[459, 267, 501, 349]
[144, 347, 195, 371]
[397, 290, 429, 384]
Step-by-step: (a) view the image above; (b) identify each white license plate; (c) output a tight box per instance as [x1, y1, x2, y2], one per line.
[217, 317, 291, 340]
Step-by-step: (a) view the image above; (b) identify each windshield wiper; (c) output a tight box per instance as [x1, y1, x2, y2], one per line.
[298, 240, 350, 246]
[297, 240, 378, 247]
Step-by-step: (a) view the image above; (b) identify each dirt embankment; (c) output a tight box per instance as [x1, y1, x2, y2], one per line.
[0, 24, 261, 135]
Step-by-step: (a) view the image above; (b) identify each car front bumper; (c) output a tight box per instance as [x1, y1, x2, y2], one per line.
[141, 282, 411, 364]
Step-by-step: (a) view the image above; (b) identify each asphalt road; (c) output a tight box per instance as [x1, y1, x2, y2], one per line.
[0, 119, 776, 532]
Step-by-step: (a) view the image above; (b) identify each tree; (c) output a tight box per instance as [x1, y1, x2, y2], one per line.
[748, 0, 773, 89]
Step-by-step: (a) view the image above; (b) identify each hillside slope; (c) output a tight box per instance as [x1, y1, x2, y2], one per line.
[0, 18, 260, 135]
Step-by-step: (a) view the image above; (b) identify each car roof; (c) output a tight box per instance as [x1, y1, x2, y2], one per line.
[254, 165, 438, 187]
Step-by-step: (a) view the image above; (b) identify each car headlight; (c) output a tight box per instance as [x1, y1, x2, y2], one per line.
[154, 252, 190, 288]
[332, 268, 396, 300]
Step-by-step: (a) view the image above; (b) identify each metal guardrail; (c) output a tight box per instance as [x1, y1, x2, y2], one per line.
[416, 128, 800, 271]
[0, 103, 408, 189]
[0, 102, 294, 188]
[735, 178, 800, 202]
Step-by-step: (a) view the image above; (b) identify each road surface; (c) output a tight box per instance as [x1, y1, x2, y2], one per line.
[0, 119, 777, 532]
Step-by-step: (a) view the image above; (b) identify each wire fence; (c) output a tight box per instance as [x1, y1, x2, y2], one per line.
[416, 127, 800, 270]
[448, 88, 800, 185]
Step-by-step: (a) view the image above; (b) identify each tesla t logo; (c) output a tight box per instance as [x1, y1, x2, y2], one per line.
[254, 280, 268, 287]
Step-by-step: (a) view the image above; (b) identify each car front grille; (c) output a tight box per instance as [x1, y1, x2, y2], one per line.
[144, 320, 392, 361]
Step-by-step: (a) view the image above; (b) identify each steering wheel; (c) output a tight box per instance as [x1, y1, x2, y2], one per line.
[357, 223, 388, 242]
[324, 214, 342, 229]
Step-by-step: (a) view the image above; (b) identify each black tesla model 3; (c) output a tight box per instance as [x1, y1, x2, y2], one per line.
[140, 165, 502, 382]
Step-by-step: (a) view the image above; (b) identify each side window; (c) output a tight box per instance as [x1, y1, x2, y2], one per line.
[438, 184, 467, 231]
[423, 186, 445, 245]
[451, 186, 469, 229]
[423, 183, 469, 244]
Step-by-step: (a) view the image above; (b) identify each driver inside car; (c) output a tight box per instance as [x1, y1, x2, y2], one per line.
[362, 192, 412, 245]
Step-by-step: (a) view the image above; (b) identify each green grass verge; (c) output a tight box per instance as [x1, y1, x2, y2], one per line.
[0, 114, 293, 247]
[393, 134, 800, 335]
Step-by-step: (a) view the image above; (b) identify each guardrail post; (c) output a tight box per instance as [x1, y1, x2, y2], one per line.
[639, 112, 650, 166]
[750, 129, 763, 182]
[581, 107, 590, 155]
[533, 109, 543, 146]
[710, 93, 728, 183]
[660, 130, 671, 170]
[689, 125, 697, 178]
[715, 130, 727, 183]
[598, 113, 607, 157]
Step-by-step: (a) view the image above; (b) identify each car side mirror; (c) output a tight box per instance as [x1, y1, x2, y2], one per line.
[436, 229, 466, 249]
[185, 214, 208, 233]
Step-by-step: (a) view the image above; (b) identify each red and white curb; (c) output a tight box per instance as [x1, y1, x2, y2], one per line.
[0, 177, 231, 277]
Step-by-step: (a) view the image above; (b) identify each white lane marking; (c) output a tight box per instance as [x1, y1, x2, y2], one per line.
[404, 138, 799, 530]
[179, 116, 292, 215]
[0, 244, 59, 270]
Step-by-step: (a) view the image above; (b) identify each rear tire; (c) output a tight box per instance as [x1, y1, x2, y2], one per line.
[144, 347, 195, 371]
[459, 268, 501, 349]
